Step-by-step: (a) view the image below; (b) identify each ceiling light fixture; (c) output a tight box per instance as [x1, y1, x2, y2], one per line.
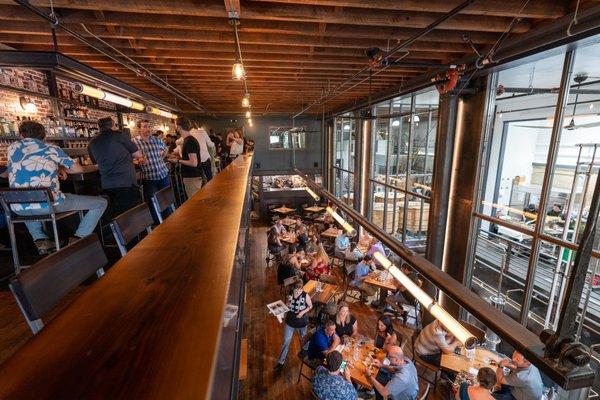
[242, 93, 250, 108]
[232, 60, 245, 80]
[325, 206, 357, 237]
[247, 118, 253, 127]
[245, 110, 251, 119]
[74, 83, 145, 111]
[372, 251, 477, 349]
[145, 106, 178, 120]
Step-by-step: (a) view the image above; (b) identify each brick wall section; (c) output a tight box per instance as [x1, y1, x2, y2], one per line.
[0, 88, 53, 122]
[0, 68, 49, 96]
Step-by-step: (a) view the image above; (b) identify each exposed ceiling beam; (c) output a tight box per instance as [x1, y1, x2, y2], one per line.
[0, 0, 530, 32]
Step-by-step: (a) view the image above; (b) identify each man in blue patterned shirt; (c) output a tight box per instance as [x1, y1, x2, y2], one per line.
[132, 120, 170, 222]
[312, 350, 357, 400]
[8, 121, 107, 252]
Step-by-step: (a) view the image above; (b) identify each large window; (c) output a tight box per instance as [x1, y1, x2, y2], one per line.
[469, 43, 600, 354]
[369, 88, 439, 253]
[333, 114, 357, 206]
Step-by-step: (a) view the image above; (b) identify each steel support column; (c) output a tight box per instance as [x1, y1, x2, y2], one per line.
[426, 94, 458, 267]
[441, 85, 488, 315]
[359, 117, 372, 217]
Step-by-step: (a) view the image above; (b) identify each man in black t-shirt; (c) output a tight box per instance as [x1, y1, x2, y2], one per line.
[88, 117, 144, 217]
[169, 117, 203, 199]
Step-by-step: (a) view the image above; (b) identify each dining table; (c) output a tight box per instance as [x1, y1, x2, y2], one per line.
[321, 227, 341, 239]
[305, 206, 325, 213]
[338, 336, 385, 389]
[441, 346, 504, 374]
[279, 217, 297, 227]
[303, 280, 338, 304]
[364, 270, 397, 306]
[272, 206, 296, 215]
[280, 232, 298, 244]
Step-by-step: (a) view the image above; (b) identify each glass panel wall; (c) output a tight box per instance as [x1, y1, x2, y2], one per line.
[469, 42, 600, 355]
[369, 88, 439, 253]
[333, 113, 356, 207]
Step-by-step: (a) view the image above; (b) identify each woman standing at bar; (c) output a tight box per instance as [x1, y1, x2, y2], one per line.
[274, 282, 312, 371]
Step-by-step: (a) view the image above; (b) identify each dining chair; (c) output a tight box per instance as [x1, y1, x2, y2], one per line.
[297, 328, 320, 383]
[150, 185, 176, 224]
[110, 203, 154, 256]
[418, 382, 431, 400]
[411, 330, 441, 392]
[9, 234, 107, 334]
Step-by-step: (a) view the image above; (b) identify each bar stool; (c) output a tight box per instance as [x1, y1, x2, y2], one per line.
[0, 188, 80, 273]
[9, 234, 107, 334]
[110, 203, 154, 256]
[151, 186, 176, 224]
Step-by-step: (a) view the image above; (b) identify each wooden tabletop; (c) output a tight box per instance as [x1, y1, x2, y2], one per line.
[321, 227, 341, 238]
[441, 347, 503, 373]
[304, 206, 325, 213]
[364, 272, 397, 291]
[303, 280, 338, 304]
[0, 155, 254, 399]
[279, 217, 297, 226]
[339, 337, 384, 389]
[272, 206, 295, 214]
[280, 233, 297, 244]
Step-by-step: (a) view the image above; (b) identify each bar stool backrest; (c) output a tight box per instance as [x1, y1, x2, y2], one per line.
[9, 234, 107, 334]
[151, 186, 176, 224]
[110, 203, 154, 256]
[0, 188, 54, 214]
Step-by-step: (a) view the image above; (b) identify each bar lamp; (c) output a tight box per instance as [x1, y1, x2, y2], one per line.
[304, 186, 320, 201]
[372, 251, 477, 349]
[325, 206, 357, 237]
[145, 106, 178, 120]
[73, 83, 144, 111]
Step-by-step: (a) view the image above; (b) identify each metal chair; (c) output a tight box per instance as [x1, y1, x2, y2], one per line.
[9, 234, 107, 334]
[110, 203, 154, 256]
[0, 188, 80, 273]
[298, 328, 320, 383]
[151, 186, 176, 224]
[411, 330, 441, 392]
[418, 382, 431, 400]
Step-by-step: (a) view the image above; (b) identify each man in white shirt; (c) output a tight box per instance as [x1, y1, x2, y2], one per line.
[190, 123, 215, 181]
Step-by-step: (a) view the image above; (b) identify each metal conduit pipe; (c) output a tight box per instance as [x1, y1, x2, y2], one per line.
[294, 168, 596, 390]
[291, 0, 475, 119]
[12, 0, 212, 115]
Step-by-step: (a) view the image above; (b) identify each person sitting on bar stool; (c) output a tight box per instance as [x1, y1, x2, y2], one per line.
[168, 117, 203, 199]
[132, 119, 171, 223]
[414, 319, 461, 367]
[8, 121, 107, 252]
[493, 351, 543, 400]
[88, 117, 143, 218]
[364, 345, 419, 400]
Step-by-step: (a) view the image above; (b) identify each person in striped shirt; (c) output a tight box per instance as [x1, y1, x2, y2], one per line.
[413, 319, 461, 366]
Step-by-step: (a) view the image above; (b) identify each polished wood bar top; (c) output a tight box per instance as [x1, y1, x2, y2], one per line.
[0, 154, 254, 400]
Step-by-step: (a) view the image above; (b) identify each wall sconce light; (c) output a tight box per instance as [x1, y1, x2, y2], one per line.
[372, 251, 477, 349]
[325, 206, 357, 237]
[19, 97, 37, 113]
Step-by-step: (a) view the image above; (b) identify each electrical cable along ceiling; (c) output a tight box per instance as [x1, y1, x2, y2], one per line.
[0, 0, 580, 115]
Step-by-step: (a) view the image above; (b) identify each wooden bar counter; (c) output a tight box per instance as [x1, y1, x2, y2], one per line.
[0, 154, 254, 399]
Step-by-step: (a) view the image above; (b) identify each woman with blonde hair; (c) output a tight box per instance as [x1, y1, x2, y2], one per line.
[305, 245, 331, 281]
[335, 301, 358, 339]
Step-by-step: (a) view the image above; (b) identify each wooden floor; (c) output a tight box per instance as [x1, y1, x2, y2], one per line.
[239, 222, 451, 400]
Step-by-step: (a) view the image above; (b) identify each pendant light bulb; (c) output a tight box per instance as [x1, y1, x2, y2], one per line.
[232, 61, 245, 80]
[245, 110, 251, 119]
[247, 118, 253, 127]
[242, 94, 250, 108]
